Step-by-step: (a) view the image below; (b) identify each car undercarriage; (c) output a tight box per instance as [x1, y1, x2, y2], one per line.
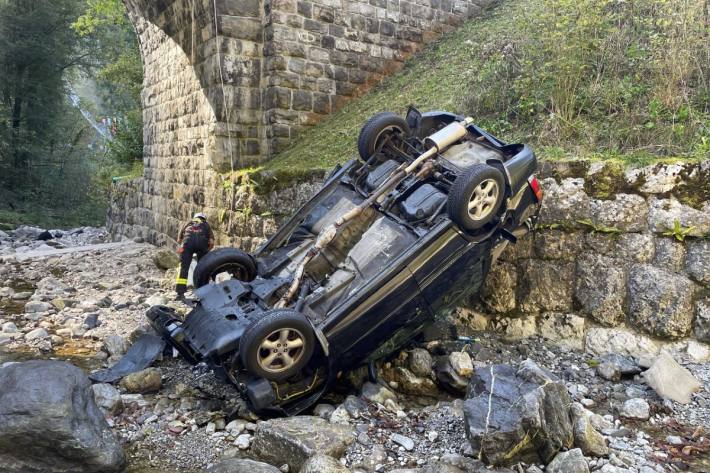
[147, 108, 542, 415]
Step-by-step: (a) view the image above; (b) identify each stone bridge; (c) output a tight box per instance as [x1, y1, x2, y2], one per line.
[116, 0, 493, 243]
[124, 0, 491, 171]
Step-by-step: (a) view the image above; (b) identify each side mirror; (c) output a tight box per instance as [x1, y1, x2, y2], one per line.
[405, 106, 422, 133]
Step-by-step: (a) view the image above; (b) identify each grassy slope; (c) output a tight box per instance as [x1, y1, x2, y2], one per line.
[263, 0, 709, 174]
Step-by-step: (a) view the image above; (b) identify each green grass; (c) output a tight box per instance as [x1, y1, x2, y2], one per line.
[263, 0, 709, 174]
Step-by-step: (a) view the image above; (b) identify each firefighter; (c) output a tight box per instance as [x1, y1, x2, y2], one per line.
[175, 212, 214, 300]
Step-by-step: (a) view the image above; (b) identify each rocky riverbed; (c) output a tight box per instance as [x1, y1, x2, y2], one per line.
[1, 226, 709, 473]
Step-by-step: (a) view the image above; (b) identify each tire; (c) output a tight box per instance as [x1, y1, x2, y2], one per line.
[357, 112, 411, 161]
[240, 310, 316, 381]
[193, 247, 257, 288]
[447, 164, 506, 231]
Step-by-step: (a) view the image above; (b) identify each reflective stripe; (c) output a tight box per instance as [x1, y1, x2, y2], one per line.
[175, 277, 188, 284]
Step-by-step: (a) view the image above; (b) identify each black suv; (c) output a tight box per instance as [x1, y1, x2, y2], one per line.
[148, 108, 542, 415]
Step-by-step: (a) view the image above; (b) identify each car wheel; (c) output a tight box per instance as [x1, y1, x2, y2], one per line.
[447, 164, 505, 231]
[240, 310, 316, 381]
[193, 248, 257, 288]
[357, 112, 411, 161]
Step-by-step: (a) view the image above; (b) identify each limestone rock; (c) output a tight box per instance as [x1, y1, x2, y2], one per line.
[492, 316, 537, 341]
[686, 239, 710, 284]
[642, 351, 701, 404]
[625, 163, 685, 194]
[250, 416, 355, 471]
[407, 348, 433, 378]
[546, 448, 589, 473]
[627, 264, 695, 339]
[590, 194, 648, 232]
[24, 301, 52, 313]
[479, 260, 517, 313]
[538, 178, 591, 225]
[91, 383, 123, 415]
[686, 340, 710, 362]
[24, 328, 48, 341]
[103, 334, 129, 358]
[600, 354, 641, 377]
[570, 403, 608, 457]
[0, 360, 125, 472]
[206, 458, 281, 473]
[119, 367, 162, 394]
[449, 352, 473, 377]
[596, 362, 620, 382]
[383, 367, 438, 397]
[537, 313, 585, 351]
[300, 454, 351, 473]
[648, 197, 710, 237]
[620, 398, 650, 420]
[574, 254, 626, 326]
[313, 403, 335, 420]
[145, 294, 168, 307]
[653, 237, 687, 273]
[615, 233, 655, 263]
[463, 360, 573, 466]
[585, 327, 660, 360]
[519, 260, 574, 313]
[533, 230, 584, 261]
[695, 298, 710, 342]
[361, 382, 398, 406]
[152, 249, 180, 270]
[434, 356, 468, 393]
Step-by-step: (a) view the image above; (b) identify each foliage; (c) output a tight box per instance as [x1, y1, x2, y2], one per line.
[577, 219, 623, 236]
[266, 0, 710, 173]
[662, 219, 696, 242]
[0, 0, 142, 229]
[72, 0, 127, 36]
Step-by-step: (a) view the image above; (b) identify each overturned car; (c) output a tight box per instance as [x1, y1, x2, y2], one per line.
[148, 108, 542, 415]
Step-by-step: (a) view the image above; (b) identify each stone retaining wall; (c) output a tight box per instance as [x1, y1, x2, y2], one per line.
[469, 160, 709, 352]
[108, 159, 710, 347]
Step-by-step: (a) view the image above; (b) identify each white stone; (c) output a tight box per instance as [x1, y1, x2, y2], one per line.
[538, 313, 585, 350]
[2, 322, 18, 333]
[234, 433, 251, 450]
[620, 398, 650, 420]
[449, 352, 473, 377]
[642, 351, 701, 404]
[25, 328, 49, 341]
[585, 327, 660, 360]
[686, 340, 710, 362]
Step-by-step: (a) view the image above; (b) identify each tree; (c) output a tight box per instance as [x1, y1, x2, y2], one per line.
[0, 0, 88, 180]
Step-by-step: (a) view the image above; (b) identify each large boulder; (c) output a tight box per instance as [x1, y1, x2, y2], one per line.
[627, 265, 695, 339]
[462, 360, 573, 466]
[0, 360, 125, 473]
[251, 416, 355, 471]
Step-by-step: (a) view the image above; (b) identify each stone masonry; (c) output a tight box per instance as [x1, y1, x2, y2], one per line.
[120, 0, 494, 243]
[109, 157, 710, 347]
